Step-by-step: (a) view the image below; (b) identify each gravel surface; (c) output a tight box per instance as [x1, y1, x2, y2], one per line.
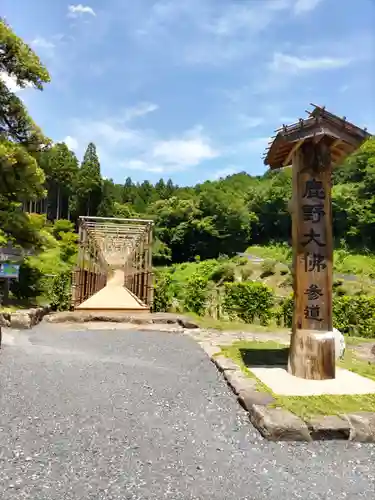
[0, 325, 374, 499]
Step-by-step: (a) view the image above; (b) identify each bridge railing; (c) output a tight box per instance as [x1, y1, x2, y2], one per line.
[71, 269, 107, 308]
[124, 270, 154, 307]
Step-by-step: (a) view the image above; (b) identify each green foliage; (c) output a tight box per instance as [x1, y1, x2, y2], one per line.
[153, 272, 173, 312]
[10, 260, 43, 299]
[223, 282, 275, 325]
[240, 265, 253, 281]
[0, 18, 50, 247]
[59, 232, 78, 262]
[276, 294, 294, 328]
[50, 271, 72, 311]
[51, 219, 75, 239]
[184, 273, 209, 315]
[260, 259, 277, 278]
[73, 142, 102, 217]
[277, 293, 375, 338]
[209, 262, 236, 283]
[333, 295, 375, 338]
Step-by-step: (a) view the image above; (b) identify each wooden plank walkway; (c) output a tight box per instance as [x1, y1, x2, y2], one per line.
[77, 270, 149, 313]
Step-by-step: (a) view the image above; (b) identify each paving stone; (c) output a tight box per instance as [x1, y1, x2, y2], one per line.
[345, 412, 375, 442]
[249, 405, 312, 442]
[200, 342, 222, 358]
[238, 388, 275, 410]
[307, 415, 351, 441]
[213, 355, 239, 372]
[224, 370, 257, 395]
[10, 312, 32, 329]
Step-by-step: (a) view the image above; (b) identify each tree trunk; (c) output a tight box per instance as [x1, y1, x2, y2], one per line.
[56, 185, 61, 220]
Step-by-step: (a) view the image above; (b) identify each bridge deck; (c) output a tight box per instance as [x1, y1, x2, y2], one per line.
[76, 270, 149, 313]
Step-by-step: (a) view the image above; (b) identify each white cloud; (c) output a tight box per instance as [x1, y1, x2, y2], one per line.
[122, 102, 159, 122]
[68, 4, 96, 17]
[152, 129, 219, 168]
[205, 0, 290, 38]
[31, 37, 55, 50]
[0, 72, 31, 93]
[293, 0, 324, 15]
[127, 160, 164, 173]
[271, 52, 351, 73]
[65, 110, 219, 174]
[64, 136, 79, 151]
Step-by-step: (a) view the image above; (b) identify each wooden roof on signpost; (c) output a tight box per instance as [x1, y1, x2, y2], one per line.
[263, 104, 372, 170]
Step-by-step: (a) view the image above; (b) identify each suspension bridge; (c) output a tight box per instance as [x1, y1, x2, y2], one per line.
[71, 216, 154, 313]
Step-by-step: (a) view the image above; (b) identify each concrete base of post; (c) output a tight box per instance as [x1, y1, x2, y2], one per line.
[288, 329, 336, 380]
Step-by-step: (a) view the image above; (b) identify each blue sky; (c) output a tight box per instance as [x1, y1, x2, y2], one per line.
[2, 0, 375, 185]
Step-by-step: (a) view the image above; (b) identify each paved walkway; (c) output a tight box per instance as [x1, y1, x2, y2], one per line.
[77, 269, 148, 312]
[0, 326, 374, 499]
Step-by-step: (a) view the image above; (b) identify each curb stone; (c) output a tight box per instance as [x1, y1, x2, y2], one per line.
[208, 349, 375, 442]
[1, 306, 51, 330]
[213, 355, 239, 372]
[343, 412, 375, 442]
[307, 415, 350, 441]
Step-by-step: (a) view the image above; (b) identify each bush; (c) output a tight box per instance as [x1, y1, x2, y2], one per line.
[153, 272, 173, 312]
[260, 259, 276, 278]
[51, 219, 75, 239]
[276, 293, 375, 338]
[223, 282, 275, 325]
[209, 263, 236, 283]
[59, 232, 78, 262]
[50, 271, 72, 311]
[184, 272, 209, 315]
[240, 265, 253, 281]
[333, 295, 375, 337]
[276, 294, 293, 328]
[10, 261, 43, 300]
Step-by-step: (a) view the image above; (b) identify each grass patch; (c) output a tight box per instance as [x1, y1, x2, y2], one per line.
[187, 314, 289, 334]
[220, 339, 375, 419]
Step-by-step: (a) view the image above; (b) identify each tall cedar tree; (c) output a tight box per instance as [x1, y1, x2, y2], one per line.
[74, 142, 102, 216]
[40, 143, 79, 220]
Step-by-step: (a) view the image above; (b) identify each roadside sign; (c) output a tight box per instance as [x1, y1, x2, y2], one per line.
[0, 243, 32, 262]
[0, 263, 20, 279]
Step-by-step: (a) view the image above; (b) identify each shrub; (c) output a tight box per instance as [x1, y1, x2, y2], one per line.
[51, 219, 75, 239]
[240, 265, 253, 281]
[223, 282, 275, 325]
[260, 259, 276, 278]
[59, 232, 78, 262]
[209, 263, 236, 283]
[333, 295, 375, 337]
[50, 271, 72, 311]
[184, 272, 209, 315]
[276, 294, 375, 338]
[277, 294, 293, 328]
[153, 272, 173, 312]
[10, 261, 43, 300]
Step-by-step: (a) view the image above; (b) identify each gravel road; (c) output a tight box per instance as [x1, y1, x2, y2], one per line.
[0, 326, 374, 499]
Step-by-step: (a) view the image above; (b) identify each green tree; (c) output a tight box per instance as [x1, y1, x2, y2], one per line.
[74, 142, 102, 217]
[40, 143, 79, 220]
[0, 18, 50, 247]
[97, 179, 116, 217]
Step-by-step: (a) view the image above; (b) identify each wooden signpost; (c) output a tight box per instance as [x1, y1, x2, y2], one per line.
[264, 105, 371, 380]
